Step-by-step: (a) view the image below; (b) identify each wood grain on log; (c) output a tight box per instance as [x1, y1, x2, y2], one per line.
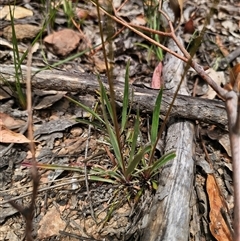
[0, 65, 228, 129]
[140, 37, 194, 241]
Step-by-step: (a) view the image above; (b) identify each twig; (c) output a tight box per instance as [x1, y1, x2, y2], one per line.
[9, 46, 39, 241]
[90, 0, 188, 63]
[1, 177, 86, 205]
[225, 91, 240, 240]
[218, 46, 240, 70]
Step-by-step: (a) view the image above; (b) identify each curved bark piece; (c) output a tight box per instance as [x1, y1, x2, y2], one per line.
[0, 65, 227, 129]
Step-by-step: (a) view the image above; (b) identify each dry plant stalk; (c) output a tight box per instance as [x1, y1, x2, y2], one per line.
[9, 47, 39, 241]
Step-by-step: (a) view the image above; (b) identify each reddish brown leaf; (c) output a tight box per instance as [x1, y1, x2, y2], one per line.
[151, 62, 163, 89]
[0, 120, 30, 143]
[0, 112, 25, 129]
[206, 174, 232, 241]
[44, 29, 82, 56]
[228, 63, 240, 92]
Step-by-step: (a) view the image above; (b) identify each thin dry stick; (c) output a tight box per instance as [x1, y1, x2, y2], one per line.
[9, 47, 39, 241]
[225, 91, 240, 241]
[90, 0, 188, 63]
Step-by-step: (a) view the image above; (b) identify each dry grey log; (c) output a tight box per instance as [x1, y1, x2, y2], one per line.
[0, 65, 228, 129]
[140, 121, 195, 240]
[140, 37, 194, 241]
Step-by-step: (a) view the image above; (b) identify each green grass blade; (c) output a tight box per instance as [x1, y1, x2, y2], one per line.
[126, 144, 151, 178]
[151, 180, 158, 190]
[37, 47, 93, 73]
[9, 5, 26, 108]
[89, 176, 117, 184]
[98, 81, 124, 172]
[107, 121, 124, 171]
[128, 108, 140, 163]
[64, 95, 105, 124]
[99, 79, 114, 123]
[90, 166, 125, 182]
[150, 151, 176, 176]
[151, 88, 163, 145]
[22, 162, 84, 172]
[121, 59, 130, 133]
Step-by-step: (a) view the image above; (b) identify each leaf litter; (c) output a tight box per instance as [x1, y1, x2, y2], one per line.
[0, 0, 239, 240]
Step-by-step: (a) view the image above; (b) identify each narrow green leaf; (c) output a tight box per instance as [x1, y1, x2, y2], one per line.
[150, 151, 176, 176]
[126, 144, 151, 177]
[151, 88, 163, 145]
[98, 80, 125, 173]
[107, 121, 124, 170]
[151, 180, 158, 190]
[99, 80, 114, 123]
[22, 162, 84, 172]
[90, 167, 124, 182]
[134, 188, 143, 203]
[134, 42, 151, 51]
[121, 60, 130, 133]
[64, 95, 105, 124]
[9, 5, 26, 108]
[129, 109, 140, 163]
[89, 176, 117, 184]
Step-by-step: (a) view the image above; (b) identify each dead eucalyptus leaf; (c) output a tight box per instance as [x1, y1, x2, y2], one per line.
[202, 68, 225, 99]
[3, 24, 42, 41]
[228, 63, 240, 92]
[0, 120, 30, 143]
[151, 62, 163, 89]
[169, 0, 184, 24]
[44, 29, 82, 56]
[207, 175, 232, 241]
[0, 5, 33, 20]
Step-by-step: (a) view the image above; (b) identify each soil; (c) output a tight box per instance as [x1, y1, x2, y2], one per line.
[0, 0, 239, 241]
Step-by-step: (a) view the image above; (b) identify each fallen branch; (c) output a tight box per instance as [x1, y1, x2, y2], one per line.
[0, 65, 228, 129]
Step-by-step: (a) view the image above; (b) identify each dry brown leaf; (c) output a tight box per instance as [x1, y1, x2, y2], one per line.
[151, 62, 163, 89]
[0, 5, 33, 20]
[93, 55, 111, 73]
[227, 63, 240, 92]
[215, 37, 240, 93]
[215, 35, 229, 57]
[0, 121, 30, 143]
[169, 0, 184, 24]
[38, 205, 65, 239]
[202, 68, 226, 99]
[207, 126, 231, 157]
[131, 14, 147, 26]
[6, 6, 33, 20]
[34, 92, 67, 110]
[206, 174, 232, 241]
[3, 24, 42, 41]
[0, 87, 11, 100]
[44, 29, 82, 56]
[0, 112, 25, 130]
[219, 134, 231, 157]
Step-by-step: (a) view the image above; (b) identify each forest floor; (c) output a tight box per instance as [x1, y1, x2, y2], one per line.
[0, 0, 240, 240]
